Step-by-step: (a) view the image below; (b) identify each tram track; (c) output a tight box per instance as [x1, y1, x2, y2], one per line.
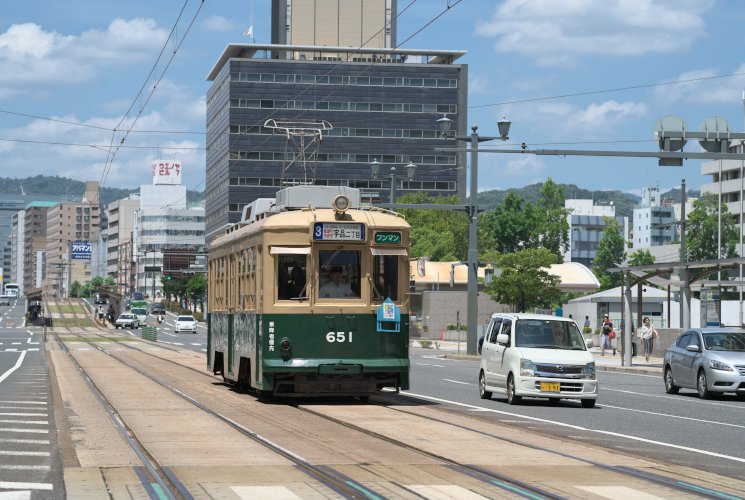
[48, 325, 745, 500]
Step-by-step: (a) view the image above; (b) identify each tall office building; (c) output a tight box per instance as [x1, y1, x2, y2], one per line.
[271, 0, 396, 49]
[564, 199, 629, 268]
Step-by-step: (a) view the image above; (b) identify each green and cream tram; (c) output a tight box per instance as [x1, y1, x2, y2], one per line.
[207, 186, 410, 397]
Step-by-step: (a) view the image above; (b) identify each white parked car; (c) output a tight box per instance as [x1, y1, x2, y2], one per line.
[174, 315, 197, 334]
[478, 313, 598, 407]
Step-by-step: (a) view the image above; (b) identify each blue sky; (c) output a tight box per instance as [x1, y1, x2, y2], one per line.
[1, 0, 744, 198]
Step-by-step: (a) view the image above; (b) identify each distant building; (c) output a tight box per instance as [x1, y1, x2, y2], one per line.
[105, 196, 140, 296]
[43, 182, 101, 297]
[564, 199, 629, 268]
[632, 186, 677, 250]
[129, 160, 205, 298]
[271, 0, 395, 49]
[20, 202, 57, 293]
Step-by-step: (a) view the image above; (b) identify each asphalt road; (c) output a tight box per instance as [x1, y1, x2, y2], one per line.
[406, 346, 745, 479]
[0, 298, 63, 499]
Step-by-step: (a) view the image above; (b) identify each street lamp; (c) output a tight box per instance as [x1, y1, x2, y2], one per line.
[370, 159, 417, 204]
[437, 114, 511, 355]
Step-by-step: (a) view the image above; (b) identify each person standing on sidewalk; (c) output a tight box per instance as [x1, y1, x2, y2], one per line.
[600, 314, 615, 356]
[639, 316, 658, 362]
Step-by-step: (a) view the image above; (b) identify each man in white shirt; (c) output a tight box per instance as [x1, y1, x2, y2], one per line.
[319, 266, 354, 298]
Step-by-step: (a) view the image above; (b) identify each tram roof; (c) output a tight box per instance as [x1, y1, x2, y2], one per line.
[210, 207, 409, 249]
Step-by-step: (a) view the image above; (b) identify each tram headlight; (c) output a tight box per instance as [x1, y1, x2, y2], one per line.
[332, 195, 350, 214]
[280, 337, 292, 360]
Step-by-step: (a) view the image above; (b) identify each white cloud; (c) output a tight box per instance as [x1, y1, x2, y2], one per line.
[0, 19, 168, 97]
[202, 15, 237, 32]
[476, 0, 713, 64]
[502, 155, 546, 177]
[568, 100, 648, 128]
[653, 65, 745, 106]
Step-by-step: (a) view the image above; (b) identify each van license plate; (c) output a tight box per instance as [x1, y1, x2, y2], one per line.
[540, 382, 560, 392]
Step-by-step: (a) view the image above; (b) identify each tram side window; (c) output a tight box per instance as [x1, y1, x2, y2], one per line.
[277, 255, 307, 300]
[318, 250, 360, 299]
[372, 255, 399, 301]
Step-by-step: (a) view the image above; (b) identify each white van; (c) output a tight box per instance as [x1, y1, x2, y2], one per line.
[478, 313, 598, 407]
[131, 307, 148, 325]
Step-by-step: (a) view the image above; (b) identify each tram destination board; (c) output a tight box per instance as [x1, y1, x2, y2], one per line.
[313, 222, 365, 241]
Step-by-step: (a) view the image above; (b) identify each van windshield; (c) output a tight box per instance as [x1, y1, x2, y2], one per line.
[515, 319, 586, 350]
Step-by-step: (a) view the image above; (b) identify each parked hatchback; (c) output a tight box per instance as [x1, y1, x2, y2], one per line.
[479, 313, 598, 407]
[663, 328, 745, 399]
[175, 315, 197, 334]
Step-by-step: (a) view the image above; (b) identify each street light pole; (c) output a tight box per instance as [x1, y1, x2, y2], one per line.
[389, 167, 397, 205]
[370, 159, 417, 206]
[438, 116, 511, 355]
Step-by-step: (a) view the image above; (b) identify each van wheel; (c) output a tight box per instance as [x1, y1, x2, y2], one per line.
[581, 399, 596, 408]
[479, 371, 492, 399]
[506, 374, 521, 405]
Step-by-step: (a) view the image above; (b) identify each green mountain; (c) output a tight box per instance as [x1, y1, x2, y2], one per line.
[477, 183, 699, 218]
[0, 175, 204, 207]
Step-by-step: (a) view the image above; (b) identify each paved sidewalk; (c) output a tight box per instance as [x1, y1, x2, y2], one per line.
[414, 339, 664, 376]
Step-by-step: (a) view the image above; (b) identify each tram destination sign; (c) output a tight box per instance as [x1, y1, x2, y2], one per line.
[374, 231, 401, 244]
[313, 222, 364, 241]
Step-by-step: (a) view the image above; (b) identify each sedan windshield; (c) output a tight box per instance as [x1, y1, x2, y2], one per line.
[177, 316, 194, 322]
[703, 331, 745, 352]
[515, 319, 586, 350]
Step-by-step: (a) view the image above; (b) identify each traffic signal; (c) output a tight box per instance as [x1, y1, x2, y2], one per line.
[166, 275, 172, 281]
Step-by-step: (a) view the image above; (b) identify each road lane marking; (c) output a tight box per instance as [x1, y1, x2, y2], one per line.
[0, 450, 50, 457]
[0, 481, 52, 490]
[0, 438, 49, 445]
[415, 363, 446, 368]
[402, 391, 745, 464]
[231, 486, 302, 500]
[443, 379, 473, 386]
[601, 404, 745, 429]
[0, 428, 49, 434]
[602, 387, 745, 409]
[0, 351, 26, 385]
[405, 484, 490, 499]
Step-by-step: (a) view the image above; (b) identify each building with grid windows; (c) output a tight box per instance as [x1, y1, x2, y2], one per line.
[204, 43, 467, 239]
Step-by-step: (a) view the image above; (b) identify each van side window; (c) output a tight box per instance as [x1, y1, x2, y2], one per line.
[499, 319, 512, 341]
[488, 318, 503, 343]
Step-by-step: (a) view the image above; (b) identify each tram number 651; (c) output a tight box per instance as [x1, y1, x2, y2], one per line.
[326, 331, 353, 343]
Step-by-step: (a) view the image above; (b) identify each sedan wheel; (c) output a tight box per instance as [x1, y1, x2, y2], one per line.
[506, 374, 521, 405]
[697, 370, 712, 399]
[664, 366, 680, 395]
[479, 371, 492, 400]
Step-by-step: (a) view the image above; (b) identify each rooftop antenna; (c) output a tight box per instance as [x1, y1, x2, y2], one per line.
[243, 0, 255, 42]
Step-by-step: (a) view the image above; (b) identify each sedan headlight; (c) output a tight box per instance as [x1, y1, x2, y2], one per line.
[709, 359, 733, 371]
[520, 358, 535, 377]
[582, 362, 596, 380]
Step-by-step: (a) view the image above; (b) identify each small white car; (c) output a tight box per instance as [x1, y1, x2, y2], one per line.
[115, 313, 140, 329]
[478, 313, 598, 407]
[174, 315, 197, 334]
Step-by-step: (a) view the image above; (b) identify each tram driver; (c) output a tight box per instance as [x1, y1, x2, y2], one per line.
[319, 266, 355, 298]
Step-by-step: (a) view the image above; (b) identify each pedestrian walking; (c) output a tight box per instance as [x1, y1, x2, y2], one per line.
[639, 316, 658, 362]
[600, 314, 615, 356]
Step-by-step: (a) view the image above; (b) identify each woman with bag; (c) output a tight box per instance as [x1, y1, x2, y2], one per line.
[639, 316, 658, 362]
[600, 314, 616, 356]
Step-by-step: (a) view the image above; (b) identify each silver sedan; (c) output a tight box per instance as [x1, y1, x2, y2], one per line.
[663, 328, 745, 399]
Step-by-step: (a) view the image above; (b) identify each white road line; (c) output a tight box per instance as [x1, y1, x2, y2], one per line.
[0, 465, 50, 471]
[0, 414, 47, 417]
[0, 420, 47, 425]
[415, 363, 446, 368]
[0, 402, 46, 405]
[0, 428, 49, 434]
[602, 387, 745, 409]
[0, 438, 49, 445]
[601, 404, 745, 429]
[0, 481, 52, 490]
[0, 450, 50, 457]
[0, 351, 26, 385]
[402, 390, 745, 464]
[443, 379, 473, 386]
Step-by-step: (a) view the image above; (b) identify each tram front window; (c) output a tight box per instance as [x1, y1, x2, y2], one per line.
[318, 250, 360, 299]
[372, 255, 399, 302]
[277, 255, 307, 300]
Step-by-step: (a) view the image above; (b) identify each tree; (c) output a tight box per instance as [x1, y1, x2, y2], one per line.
[685, 193, 739, 261]
[70, 281, 81, 298]
[479, 192, 539, 254]
[186, 274, 207, 312]
[592, 217, 626, 290]
[484, 248, 561, 312]
[535, 178, 571, 259]
[397, 192, 469, 261]
[628, 249, 655, 266]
